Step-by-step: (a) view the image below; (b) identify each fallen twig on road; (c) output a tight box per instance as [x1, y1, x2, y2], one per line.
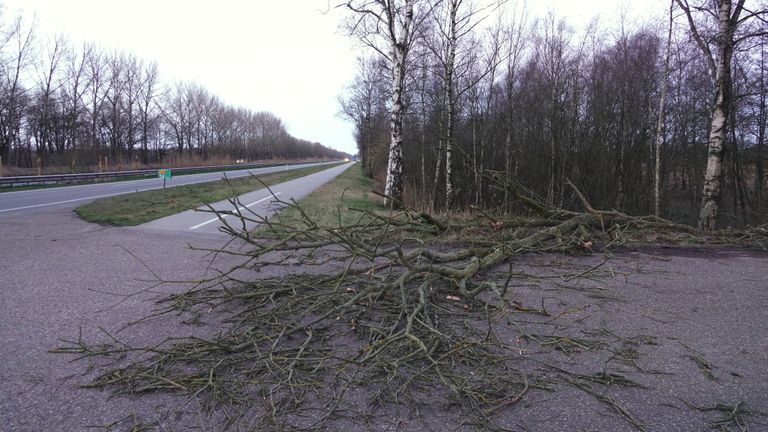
[53, 174, 768, 430]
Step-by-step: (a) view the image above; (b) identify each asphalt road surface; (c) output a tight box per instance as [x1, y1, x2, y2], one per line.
[0, 161, 766, 431]
[0, 161, 334, 215]
[0, 161, 357, 430]
[142, 162, 355, 235]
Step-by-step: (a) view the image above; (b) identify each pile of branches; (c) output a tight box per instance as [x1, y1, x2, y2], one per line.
[54, 182, 767, 431]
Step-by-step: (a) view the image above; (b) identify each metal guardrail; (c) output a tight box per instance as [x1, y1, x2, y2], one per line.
[0, 160, 328, 187]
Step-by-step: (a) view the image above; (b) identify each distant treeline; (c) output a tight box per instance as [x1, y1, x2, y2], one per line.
[0, 10, 347, 173]
[340, 0, 767, 228]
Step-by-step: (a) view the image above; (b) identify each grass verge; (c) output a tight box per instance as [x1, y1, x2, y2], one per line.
[75, 163, 344, 226]
[264, 163, 383, 231]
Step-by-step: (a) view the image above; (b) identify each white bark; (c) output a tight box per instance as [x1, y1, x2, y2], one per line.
[700, 88, 728, 230]
[344, 0, 420, 208]
[676, 0, 745, 230]
[383, 0, 414, 209]
[443, 1, 458, 209]
[432, 135, 443, 209]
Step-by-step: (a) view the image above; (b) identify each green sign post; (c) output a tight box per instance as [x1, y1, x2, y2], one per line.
[158, 169, 172, 188]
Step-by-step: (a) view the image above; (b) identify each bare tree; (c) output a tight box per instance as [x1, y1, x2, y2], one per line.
[343, 0, 429, 208]
[535, 14, 577, 207]
[675, 0, 766, 230]
[0, 13, 35, 166]
[159, 81, 189, 154]
[654, 1, 675, 217]
[137, 61, 158, 163]
[61, 42, 90, 155]
[252, 111, 286, 159]
[29, 33, 65, 160]
[122, 54, 142, 160]
[0, 8, 347, 171]
[502, 1, 527, 209]
[84, 46, 110, 165]
[426, 0, 497, 209]
[339, 56, 387, 177]
[103, 52, 126, 161]
[757, 40, 767, 209]
[334, 0, 767, 226]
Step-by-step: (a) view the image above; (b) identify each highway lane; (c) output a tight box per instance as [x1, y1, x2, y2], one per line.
[0, 203, 259, 430]
[2, 161, 768, 430]
[141, 162, 355, 235]
[0, 161, 356, 430]
[0, 161, 332, 214]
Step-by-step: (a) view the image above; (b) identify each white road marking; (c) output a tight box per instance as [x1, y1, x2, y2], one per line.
[0, 168, 288, 213]
[0, 164, 296, 195]
[0, 162, 328, 215]
[188, 192, 282, 230]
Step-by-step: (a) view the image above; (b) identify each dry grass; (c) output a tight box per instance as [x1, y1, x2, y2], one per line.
[75, 163, 343, 226]
[264, 163, 384, 231]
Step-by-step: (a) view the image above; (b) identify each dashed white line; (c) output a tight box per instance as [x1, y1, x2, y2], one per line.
[0, 162, 327, 215]
[188, 192, 282, 230]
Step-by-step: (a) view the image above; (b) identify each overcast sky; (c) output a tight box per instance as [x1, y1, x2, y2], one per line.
[2, 0, 666, 155]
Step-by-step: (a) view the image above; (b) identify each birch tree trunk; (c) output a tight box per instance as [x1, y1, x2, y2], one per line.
[383, 0, 414, 209]
[344, 0, 426, 208]
[676, 0, 744, 231]
[443, 1, 458, 210]
[432, 134, 443, 210]
[698, 1, 738, 231]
